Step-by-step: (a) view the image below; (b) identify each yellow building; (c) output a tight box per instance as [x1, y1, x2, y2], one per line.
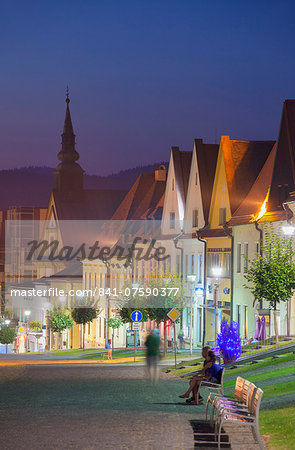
[202, 136, 274, 344]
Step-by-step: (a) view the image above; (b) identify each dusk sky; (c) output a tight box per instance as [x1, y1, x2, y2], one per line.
[1, 1, 295, 175]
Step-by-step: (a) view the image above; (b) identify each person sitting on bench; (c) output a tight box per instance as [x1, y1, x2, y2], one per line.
[179, 347, 220, 404]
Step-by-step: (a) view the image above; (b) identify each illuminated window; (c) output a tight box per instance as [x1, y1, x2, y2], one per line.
[176, 254, 180, 273]
[243, 306, 248, 338]
[197, 254, 203, 283]
[191, 254, 195, 274]
[254, 242, 259, 259]
[243, 243, 248, 273]
[169, 212, 175, 229]
[192, 209, 198, 228]
[219, 208, 226, 225]
[224, 253, 231, 277]
[237, 243, 241, 273]
[237, 305, 241, 335]
[208, 253, 221, 276]
[185, 254, 189, 276]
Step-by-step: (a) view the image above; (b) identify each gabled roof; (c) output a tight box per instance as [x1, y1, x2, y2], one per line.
[268, 100, 295, 211]
[49, 261, 83, 279]
[171, 147, 192, 207]
[228, 142, 277, 225]
[195, 139, 219, 224]
[111, 172, 166, 220]
[222, 137, 275, 215]
[53, 189, 127, 220]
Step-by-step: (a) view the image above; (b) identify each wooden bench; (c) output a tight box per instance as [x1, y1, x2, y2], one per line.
[206, 376, 251, 423]
[215, 384, 264, 449]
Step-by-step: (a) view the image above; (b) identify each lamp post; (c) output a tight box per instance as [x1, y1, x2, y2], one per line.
[187, 274, 196, 355]
[24, 310, 31, 352]
[3, 319, 11, 353]
[212, 267, 222, 345]
[282, 224, 295, 337]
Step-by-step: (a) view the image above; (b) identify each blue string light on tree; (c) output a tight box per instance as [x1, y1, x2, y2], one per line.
[216, 319, 241, 364]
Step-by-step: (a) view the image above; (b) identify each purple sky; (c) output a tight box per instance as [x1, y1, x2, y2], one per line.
[0, 1, 295, 175]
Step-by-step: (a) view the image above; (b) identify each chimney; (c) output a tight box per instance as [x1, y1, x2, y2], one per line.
[155, 164, 166, 182]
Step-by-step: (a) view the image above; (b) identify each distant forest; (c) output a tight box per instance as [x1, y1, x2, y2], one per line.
[0, 163, 167, 210]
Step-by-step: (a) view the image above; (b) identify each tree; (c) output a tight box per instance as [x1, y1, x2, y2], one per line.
[28, 321, 43, 331]
[244, 224, 295, 345]
[107, 316, 123, 350]
[118, 271, 185, 356]
[0, 325, 17, 353]
[217, 320, 241, 363]
[48, 308, 73, 349]
[71, 308, 98, 350]
[29, 321, 43, 351]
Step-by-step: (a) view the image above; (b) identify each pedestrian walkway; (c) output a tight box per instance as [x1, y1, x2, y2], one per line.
[0, 363, 264, 449]
[0, 356, 146, 366]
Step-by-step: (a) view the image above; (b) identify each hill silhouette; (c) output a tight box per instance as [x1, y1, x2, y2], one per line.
[0, 163, 167, 210]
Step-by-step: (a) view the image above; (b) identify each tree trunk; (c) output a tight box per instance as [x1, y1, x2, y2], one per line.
[274, 301, 279, 346]
[83, 323, 85, 350]
[112, 330, 114, 352]
[163, 320, 167, 357]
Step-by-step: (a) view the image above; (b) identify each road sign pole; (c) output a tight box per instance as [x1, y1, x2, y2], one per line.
[130, 311, 142, 362]
[174, 321, 177, 369]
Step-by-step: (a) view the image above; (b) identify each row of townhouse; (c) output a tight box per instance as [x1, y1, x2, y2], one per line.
[6, 96, 295, 352]
[160, 99, 295, 346]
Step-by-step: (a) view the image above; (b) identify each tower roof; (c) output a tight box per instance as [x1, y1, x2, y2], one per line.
[58, 92, 80, 163]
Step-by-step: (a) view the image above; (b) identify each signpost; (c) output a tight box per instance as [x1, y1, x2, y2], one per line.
[167, 308, 181, 369]
[131, 310, 142, 361]
[131, 310, 143, 322]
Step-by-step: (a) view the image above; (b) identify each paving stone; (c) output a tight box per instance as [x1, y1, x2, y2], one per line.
[0, 364, 264, 449]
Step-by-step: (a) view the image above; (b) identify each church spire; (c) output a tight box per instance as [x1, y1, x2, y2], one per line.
[54, 90, 84, 195]
[57, 88, 80, 163]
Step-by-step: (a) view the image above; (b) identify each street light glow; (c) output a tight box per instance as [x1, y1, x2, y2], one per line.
[282, 224, 295, 236]
[212, 267, 222, 277]
[187, 274, 197, 282]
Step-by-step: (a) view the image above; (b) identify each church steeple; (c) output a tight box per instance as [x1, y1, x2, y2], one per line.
[54, 90, 84, 196]
[57, 89, 80, 163]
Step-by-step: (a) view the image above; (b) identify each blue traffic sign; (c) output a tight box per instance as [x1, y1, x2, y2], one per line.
[131, 310, 143, 322]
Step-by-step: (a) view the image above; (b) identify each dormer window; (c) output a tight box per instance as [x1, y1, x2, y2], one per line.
[192, 209, 198, 228]
[219, 208, 226, 225]
[169, 212, 175, 229]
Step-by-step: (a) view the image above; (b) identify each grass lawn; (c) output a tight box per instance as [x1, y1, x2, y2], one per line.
[49, 348, 99, 356]
[78, 349, 146, 359]
[260, 406, 295, 449]
[165, 351, 295, 449]
[168, 352, 295, 378]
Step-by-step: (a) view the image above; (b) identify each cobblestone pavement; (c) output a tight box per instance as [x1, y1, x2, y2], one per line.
[0, 364, 201, 449]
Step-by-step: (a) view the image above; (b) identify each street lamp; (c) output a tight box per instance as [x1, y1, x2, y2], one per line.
[187, 274, 196, 355]
[24, 310, 31, 352]
[282, 224, 295, 236]
[283, 224, 295, 336]
[212, 267, 222, 345]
